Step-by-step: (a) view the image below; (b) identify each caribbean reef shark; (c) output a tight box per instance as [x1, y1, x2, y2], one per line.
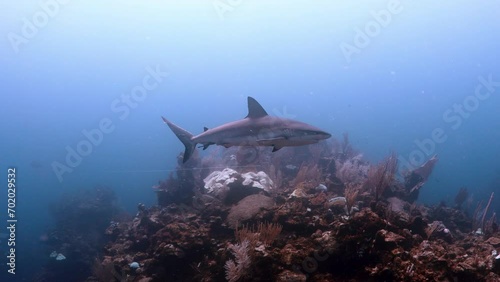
[162, 97, 331, 163]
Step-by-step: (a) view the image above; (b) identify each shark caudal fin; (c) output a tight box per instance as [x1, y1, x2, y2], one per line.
[161, 117, 196, 163]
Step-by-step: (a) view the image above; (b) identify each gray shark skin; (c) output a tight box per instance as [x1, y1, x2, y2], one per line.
[162, 97, 331, 163]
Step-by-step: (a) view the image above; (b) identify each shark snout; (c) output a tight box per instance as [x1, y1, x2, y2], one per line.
[316, 131, 332, 140]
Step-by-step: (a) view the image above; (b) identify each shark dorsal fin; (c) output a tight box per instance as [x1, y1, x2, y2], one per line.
[246, 97, 268, 118]
[204, 127, 209, 132]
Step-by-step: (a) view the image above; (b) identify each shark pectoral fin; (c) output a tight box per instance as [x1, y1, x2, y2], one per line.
[201, 143, 214, 150]
[272, 145, 283, 152]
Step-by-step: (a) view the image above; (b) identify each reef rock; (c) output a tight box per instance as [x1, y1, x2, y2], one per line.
[387, 197, 411, 226]
[426, 221, 453, 243]
[375, 229, 406, 249]
[226, 194, 275, 228]
[277, 270, 307, 282]
[486, 236, 500, 247]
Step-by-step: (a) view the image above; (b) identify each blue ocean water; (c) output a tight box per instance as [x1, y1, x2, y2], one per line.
[1, 1, 499, 280]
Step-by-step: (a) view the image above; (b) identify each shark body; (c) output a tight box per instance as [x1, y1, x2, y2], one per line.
[162, 97, 331, 163]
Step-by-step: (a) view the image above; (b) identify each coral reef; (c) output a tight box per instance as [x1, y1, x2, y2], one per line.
[88, 137, 500, 281]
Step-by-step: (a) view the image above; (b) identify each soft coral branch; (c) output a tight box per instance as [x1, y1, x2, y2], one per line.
[365, 152, 398, 202]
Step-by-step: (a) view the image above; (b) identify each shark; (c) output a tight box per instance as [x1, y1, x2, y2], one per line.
[162, 97, 331, 163]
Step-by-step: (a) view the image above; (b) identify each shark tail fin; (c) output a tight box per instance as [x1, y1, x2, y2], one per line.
[161, 117, 196, 163]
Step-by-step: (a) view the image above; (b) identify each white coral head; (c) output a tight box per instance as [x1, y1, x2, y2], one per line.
[55, 253, 66, 261]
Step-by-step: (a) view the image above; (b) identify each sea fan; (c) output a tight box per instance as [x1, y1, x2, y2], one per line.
[225, 240, 251, 282]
